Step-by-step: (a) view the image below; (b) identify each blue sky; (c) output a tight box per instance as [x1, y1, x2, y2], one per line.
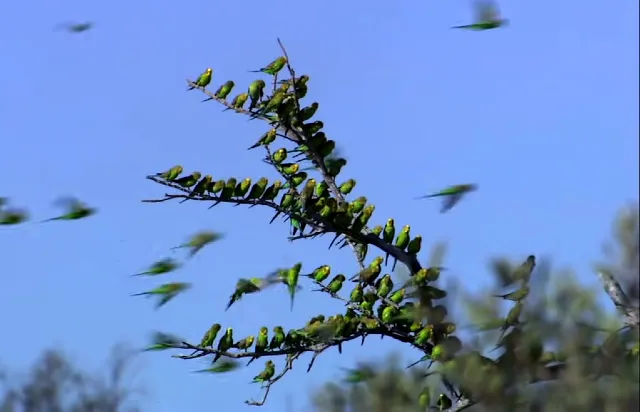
[0, 0, 637, 410]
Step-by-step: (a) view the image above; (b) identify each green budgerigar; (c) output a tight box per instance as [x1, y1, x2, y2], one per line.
[132, 258, 179, 276]
[325, 157, 347, 177]
[248, 80, 266, 110]
[270, 148, 288, 165]
[226, 277, 264, 311]
[184, 174, 212, 200]
[375, 274, 394, 298]
[249, 56, 287, 75]
[245, 177, 269, 200]
[225, 92, 249, 111]
[494, 285, 530, 301]
[382, 218, 396, 266]
[292, 75, 310, 98]
[234, 335, 255, 351]
[251, 89, 287, 119]
[143, 331, 184, 351]
[208, 179, 225, 196]
[407, 235, 422, 255]
[298, 102, 319, 123]
[269, 326, 285, 350]
[351, 257, 383, 285]
[453, 0, 508, 31]
[195, 359, 240, 373]
[213, 327, 234, 362]
[390, 225, 411, 271]
[209, 178, 237, 208]
[259, 180, 283, 202]
[248, 128, 277, 150]
[245, 327, 269, 366]
[305, 265, 331, 283]
[234, 177, 252, 198]
[172, 230, 223, 258]
[286, 263, 302, 311]
[283, 172, 308, 189]
[214, 80, 235, 99]
[513, 255, 536, 283]
[41, 198, 96, 223]
[279, 163, 299, 175]
[416, 183, 477, 213]
[155, 165, 183, 181]
[302, 121, 324, 136]
[252, 360, 276, 383]
[199, 323, 222, 348]
[338, 179, 356, 195]
[0, 209, 29, 225]
[132, 282, 191, 309]
[173, 172, 201, 188]
[255, 327, 269, 353]
[325, 274, 346, 294]
[188, 68, 213, 90]
[297, 179, 316, 211]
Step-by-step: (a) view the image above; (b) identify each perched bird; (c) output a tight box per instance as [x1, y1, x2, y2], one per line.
[416, 183, 477, 213]
[252, 360, 276, 383]
[155, 165, 183, 181]
[225, 92, 249, 111]
[249, 56, 287, 75]
[452, 0, 508, 31]
[188, 68, 213, 90]
[248, 80, 266, 110]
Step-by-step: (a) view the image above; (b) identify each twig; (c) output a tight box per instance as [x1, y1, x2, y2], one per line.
[306, 351, 322, 373]
[245, 353, 301, 406]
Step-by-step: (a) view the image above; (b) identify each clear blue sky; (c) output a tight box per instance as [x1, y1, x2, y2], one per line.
[1, 1, 637, 411]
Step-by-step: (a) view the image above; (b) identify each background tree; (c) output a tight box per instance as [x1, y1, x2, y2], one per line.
[311, 354, 427, 412]
[310, 206, 639, 411]
[0, 344, 143, 412]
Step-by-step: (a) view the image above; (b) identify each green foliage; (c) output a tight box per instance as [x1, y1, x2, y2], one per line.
[312, 354, 427, 412]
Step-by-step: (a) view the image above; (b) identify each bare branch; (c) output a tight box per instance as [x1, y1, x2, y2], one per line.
[245, 353, 301, 406]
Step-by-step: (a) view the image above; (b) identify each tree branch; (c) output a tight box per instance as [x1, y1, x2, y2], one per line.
[596, 268, 640, 327]
[144, 175, 422, 274]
